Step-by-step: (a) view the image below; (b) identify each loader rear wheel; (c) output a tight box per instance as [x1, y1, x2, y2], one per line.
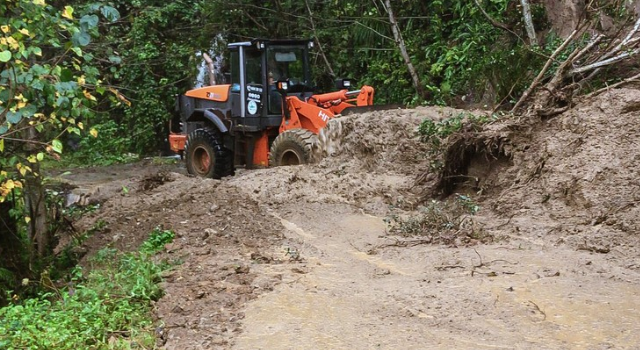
[269, 129, 317, 166]
[185, 128, 232, 179]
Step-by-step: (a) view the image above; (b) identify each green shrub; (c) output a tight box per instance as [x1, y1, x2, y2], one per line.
[385, 194, 488, 245]
[0, 229, 175, 349]
[140, 227, 175, 254]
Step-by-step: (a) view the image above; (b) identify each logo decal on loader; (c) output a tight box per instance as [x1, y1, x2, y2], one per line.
[318, 110, 330, 122]
[206, 92, 221, 100]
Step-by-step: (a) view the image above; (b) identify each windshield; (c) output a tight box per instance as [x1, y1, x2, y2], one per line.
[267, 46, 308, 87]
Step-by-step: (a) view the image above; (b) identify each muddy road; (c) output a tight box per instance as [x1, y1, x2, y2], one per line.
[62, 90, 640, 349]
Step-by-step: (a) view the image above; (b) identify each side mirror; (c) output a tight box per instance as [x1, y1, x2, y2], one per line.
[335, 78, 355, 90]
[276, 79, 290, 120]
[276, 79, 290, 92]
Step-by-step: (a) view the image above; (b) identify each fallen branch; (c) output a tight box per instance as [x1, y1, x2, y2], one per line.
[602, 16, 640, 60]
[511, 29, 579, 113]
[434, 265, 465, 271]
[528, 300, 547, 320]
[586, 71, 640, 97]
[570, 47, 640, 75]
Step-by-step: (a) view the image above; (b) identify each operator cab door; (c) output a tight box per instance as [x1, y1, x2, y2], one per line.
[229, 43, 264, 127]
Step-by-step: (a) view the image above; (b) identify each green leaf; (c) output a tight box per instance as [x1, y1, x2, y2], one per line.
[80, 15, 99, 29]
[7, 111, 22, 124]
[100, 6, 120, 22]
[51, 139, 63, 153]
[71, 31, 91, 47]
[60, 68, 73, 82]
[36, 152, 44, 161]
[108, 55, 121, 64]
[0, 51, 11, 62]
[71, 47, 83, 57]
[20, 104, 37, 118]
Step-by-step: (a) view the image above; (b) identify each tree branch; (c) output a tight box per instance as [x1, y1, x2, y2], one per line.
[570, 47, 640, 75]
[586, 71, 640, 97]
[304, 0, 335, 78]
[511, 29, 579, 113]
[381, 0, 427, 99]
[473, 0, 512, 32]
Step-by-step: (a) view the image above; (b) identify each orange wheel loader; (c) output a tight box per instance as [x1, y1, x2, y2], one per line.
[168, 39, 375, 178]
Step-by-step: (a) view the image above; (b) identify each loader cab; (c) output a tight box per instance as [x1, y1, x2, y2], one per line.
[228, 39, 314, 130]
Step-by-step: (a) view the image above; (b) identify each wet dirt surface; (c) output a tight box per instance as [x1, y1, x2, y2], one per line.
[61, 89, 640, 349]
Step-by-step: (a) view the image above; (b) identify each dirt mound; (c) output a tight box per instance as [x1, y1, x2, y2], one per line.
[230, 106, 471, 214]
[443, 88, 640, 254]
[69, 172, 291, 349]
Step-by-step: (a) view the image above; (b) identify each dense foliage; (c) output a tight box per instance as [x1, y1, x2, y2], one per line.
[203, 0, 541, 106]
[0, 228, 174, 349]
[0, 1, 104, 201]
[0, 1, 116, 294]
[65, 0, 550, 158]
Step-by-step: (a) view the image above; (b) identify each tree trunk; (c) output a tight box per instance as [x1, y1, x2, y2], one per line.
[0, 199, 21, 269]
[24, 169, 48, 259]
[520, 0, 538, 46]
[382, 0, 428, 99]
[203, 53, 216, 86]
[23, 126, 49, 259]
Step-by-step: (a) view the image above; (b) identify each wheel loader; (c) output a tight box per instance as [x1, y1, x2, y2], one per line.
[168, 39, 375, 178]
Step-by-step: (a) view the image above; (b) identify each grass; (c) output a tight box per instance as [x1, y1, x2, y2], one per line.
[0, 228, 175, 350]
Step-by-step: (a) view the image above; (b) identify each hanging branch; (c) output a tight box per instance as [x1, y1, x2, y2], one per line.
[381, 0, 427, 99]
[304, 0, 335, 78]
[473, 0, 512, 32]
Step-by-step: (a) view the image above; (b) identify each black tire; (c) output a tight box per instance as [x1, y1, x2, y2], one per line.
[184, 128, 233, 179]
[269, 129, 317, 166]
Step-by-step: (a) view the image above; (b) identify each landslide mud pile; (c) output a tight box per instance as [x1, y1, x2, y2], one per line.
[234, 88, 640, 253]
[229, 106, 469, 213]
[473, 89, 640, 252]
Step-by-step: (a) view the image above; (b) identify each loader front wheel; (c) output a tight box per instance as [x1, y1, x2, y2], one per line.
[185, 128, 232, 179]
[269, 129, 317, 166]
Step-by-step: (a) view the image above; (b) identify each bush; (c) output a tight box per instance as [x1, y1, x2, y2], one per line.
[385, 194, 489, 246]
[0, 229, 175, 349]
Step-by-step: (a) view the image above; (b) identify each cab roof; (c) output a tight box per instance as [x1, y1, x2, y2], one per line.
[228, 39, 312, 48]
